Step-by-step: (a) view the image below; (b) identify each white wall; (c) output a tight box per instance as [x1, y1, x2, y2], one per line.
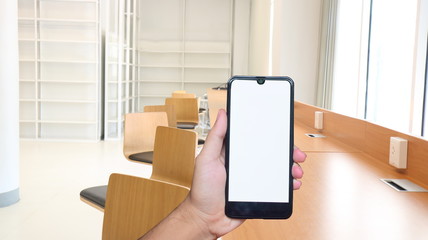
[414, 0, 428, 135]
[248, 0, 323, 104]
[331, 0, 368, 118]
[273, 0, 323, 104]
[248, 0, 271, 75]
[232, 0, 251, 75]
[0, 0, 20, 207]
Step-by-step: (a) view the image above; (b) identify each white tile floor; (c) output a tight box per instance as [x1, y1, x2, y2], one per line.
[0, 140, 153, 240]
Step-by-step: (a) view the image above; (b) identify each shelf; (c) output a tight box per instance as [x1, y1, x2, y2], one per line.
[38, 99, 97, 103]
[19, 59, 36, 62]
[37, 39, 98, 44]
[186, 51, 231, 54]
[107, 97, 135, 102]
[17, 0, 101, 141]
[104, 0, 138, 140]
[20, 79, 36, 82]
[19, 38, 36, 42]
[19, 18, 98, 24]
[18, 18, 36, 21]
[138, 50, 183, 54]
[182, 81, 226, 84]
[37, 18, 97, 24]
[107, 119, 124, 123]
[138, 95, 169, 98]
[39, 0, 98, 2]
[19, 120, 37, 123]
[38, 120, 97, 124]
[136, 65, 230, 69]
[38, 79, 97, 83]
[138, 65, 182, 68]
[19, 99, 37, 102]
[104, 0, 233, 140]
[184, 65, 230, 69]
[137, 80, 182, 83]
[39, 59, 97, 64]
[138, 50, 231, 54]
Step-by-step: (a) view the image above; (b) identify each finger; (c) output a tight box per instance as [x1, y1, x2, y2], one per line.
[219, 144, 226, 165]
[293, 179, 302, 190]
[199, 109, 227, 159]
[292, 163, 304, 179]
[293, 146, 307, 163]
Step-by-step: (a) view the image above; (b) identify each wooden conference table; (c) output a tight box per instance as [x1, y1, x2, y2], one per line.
[218, 101, 428, 240]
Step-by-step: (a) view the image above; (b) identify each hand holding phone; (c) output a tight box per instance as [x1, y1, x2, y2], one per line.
[225, 76, 294, 219]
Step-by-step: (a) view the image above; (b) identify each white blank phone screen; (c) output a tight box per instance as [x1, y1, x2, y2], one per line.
[228, 80, 291, 202]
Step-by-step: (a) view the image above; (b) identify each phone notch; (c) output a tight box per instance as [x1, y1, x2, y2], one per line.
[256, 77, 265, 85]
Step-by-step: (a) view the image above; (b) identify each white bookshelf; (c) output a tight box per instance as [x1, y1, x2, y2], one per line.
[106, 0, 235, 140]
[104, 0, 138, 139]
[18, 0, 101, 141]
[136, 0, 234, 106]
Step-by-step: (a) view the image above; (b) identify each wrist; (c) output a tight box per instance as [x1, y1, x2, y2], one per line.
[177, 197, 218, 240]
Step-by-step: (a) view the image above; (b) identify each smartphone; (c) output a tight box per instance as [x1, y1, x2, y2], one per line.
[225, 76, 294, 219]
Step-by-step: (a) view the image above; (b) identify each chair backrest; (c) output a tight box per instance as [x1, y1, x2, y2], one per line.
[123, 112, 168, 159]
[207, 88, 227, 127]
[102, 173, 189, 240]
[172, 92, 196, 98]
[143, 104, 177, 127]
[172, 90, 186, 94]
[151, 126, 197, 188]
[165, 97, 199, 124]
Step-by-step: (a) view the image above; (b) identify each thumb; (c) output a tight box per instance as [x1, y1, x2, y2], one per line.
[199, 109, 227, 159]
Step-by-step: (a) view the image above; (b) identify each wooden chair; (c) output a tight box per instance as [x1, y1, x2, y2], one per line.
[143, 104, 177, 127]
[171, 92, 206, 114]
[102, 173, 189, 240]
[123, 112, 168, 164]
[207, 88, 227, 127]
[165, 97, 199, 129]
[80, 126, 197, 210]
[150, 126, 197, 188]
[172, 92, 196, 98]
[172, 90, 186, 94]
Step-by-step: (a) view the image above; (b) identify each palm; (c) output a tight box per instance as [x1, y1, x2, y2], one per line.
[189, 143, 244, 236]
[187, 109, 305, 238]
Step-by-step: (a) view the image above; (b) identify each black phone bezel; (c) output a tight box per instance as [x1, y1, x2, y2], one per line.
[224, 75, 295, 219]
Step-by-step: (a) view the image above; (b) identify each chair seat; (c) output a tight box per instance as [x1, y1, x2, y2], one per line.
[129, 151, 153, 163]
[177, 122, 198, 129]
[80, 185, 107, 208]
